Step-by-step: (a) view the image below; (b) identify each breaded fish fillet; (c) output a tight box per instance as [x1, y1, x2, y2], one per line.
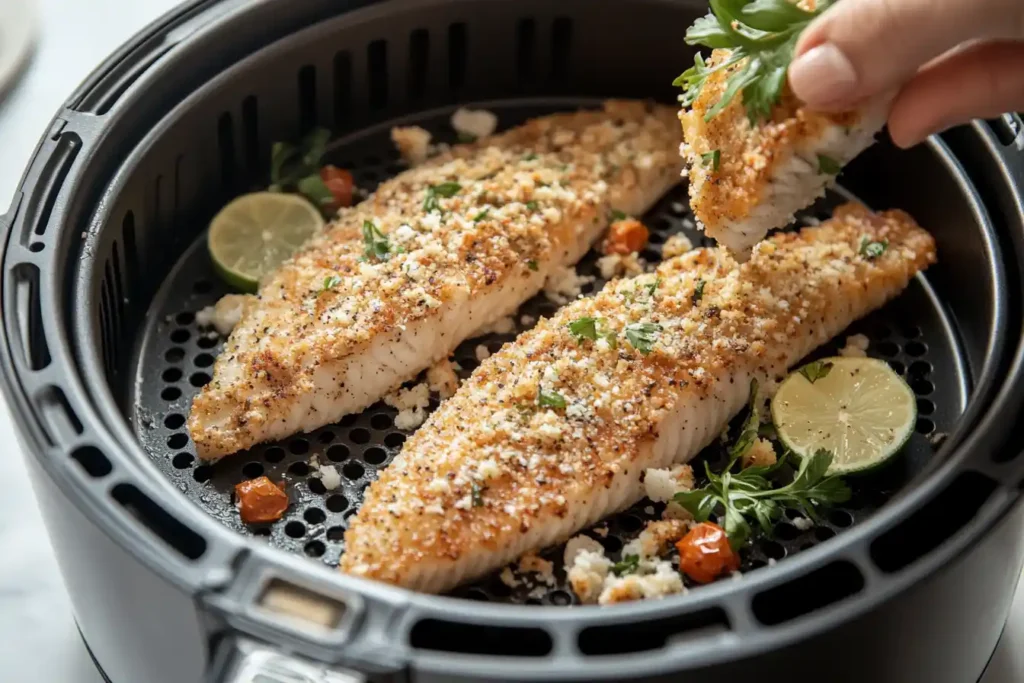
[341, 203, 936, 592]
[680, 49, 888, 256]
[189, 101, 682, 460]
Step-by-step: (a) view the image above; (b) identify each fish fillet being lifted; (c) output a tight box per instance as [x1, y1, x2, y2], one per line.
[188, 101, 682, 460]
[341, 203, 936, 593]
[679, 49, 888, 256]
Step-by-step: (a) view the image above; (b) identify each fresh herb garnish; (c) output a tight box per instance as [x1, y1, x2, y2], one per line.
[673, 0, 833, 123]
[644, 278, 662, 298]
[361, 220, 392, 261]
[473, 208, 490, 223]
[568, 317, 617, 348]
[799, 360, 834, 384]
[319, 275, 342, 295]
[526, 200, 540, 211]
[701, 149, 721, 172]
[527, 259, 539, 271]
[610, 554, 641, 576]
[471, 483, 484, 507]
[523, 153, 538, 162]
[625, 322, 662, 355]
[817, 154, 841, 175]
[859, 236, 889, 260]
[728, 379, 761, 465]
[610, 209, 629, 222]
[692, 279, 706, 305]
[674, 448, 851, 549]
[538, 389, 567, 409]
[268, 127, 339, 212]
[458, 131, 478, 144]
[423, 182, 462, 212]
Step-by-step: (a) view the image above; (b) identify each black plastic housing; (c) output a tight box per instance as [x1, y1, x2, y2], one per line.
[2, 1, 1024, 682]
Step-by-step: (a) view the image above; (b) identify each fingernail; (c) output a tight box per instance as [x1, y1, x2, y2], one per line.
[789, 43, 858, 106]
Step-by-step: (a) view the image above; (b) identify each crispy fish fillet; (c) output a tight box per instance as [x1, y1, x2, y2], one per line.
[340, 203, 936, 592]
[679, 49, 888, 256]
[189, 101, 682, 460]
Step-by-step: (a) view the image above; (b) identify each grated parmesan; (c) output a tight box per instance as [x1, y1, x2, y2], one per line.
[390, 126, 432, 165]
[643, 465, 695, 503]
[662, 233, 695, 259]
[195, 294, 251, 337]
[426, 358, 460, 399]
[839, 333, 870, 358]
[451, 108, 499, 141]
[544, 264, 594, 304]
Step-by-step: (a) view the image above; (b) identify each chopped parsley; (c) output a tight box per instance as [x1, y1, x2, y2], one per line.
[692, 279, 706, 305]
[610, 209, 629, 222]
[538, 389, 567, 409]
[527, 259, 539, 271]
[526, 200, 539, 211]
[701, 149, 721, 172]
[568, 317, 618, 349]
[523, 153, 538, 162]
[458, 131, 478, 144]
[859, 236, 889, 260]
[471, 483, 484, 507]
[644, 277, 662, 298]
[817, 154, 842, 175]
[361, 220, 392, 261]
[625, 322, 662, 355]
[423, 181, 462, 212]
[319, 275, 342, 295]
[473, 208, 490, 223]
[610, 554, 641, 576]
[799, 360, 834, 384]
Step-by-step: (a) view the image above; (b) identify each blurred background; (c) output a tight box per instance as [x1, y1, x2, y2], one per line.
[0, 1, 1020, 681]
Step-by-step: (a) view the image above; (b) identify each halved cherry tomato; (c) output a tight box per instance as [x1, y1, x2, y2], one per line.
[675, 522, 740, 584]
[235, 476, 289, 524]
[603, 218, 650, 255]
[320, 165, 355, 208]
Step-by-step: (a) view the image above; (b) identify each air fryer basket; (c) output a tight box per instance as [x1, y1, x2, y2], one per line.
[3, 1, 1024, 682]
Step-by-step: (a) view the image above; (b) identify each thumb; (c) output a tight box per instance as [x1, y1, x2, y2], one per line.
[788, 0, 1023, 109]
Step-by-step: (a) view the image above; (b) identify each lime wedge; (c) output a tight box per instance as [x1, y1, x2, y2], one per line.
[771, 357, 916, 475]
[208, 192, 325, 292]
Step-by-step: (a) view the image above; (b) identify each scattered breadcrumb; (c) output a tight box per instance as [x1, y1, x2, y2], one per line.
[742, 438, 777, 469]
[426, 358, 460, 399]
[195, 294, 251, 336]
[517, 552, 555, 586]
[593, 525, 609, 537]
[567, 549, 613, 604]
[643, 465, 695, 503]
[599, 561, 685, 605]
[385, 383, 431, 430]
[451, 107, 499, 141]
[839, 333, 870, 358]
[499, 567, 519, 589]
[474, 345, 491, 361]
[662, 233, 695, 259]
[596, 252, 646, 279]
[644, 505, 656, 515]
[791, 516, 814, 531]
[473, 315, 516, 336]
[520, 314, 536, 327]
[391, 126, 432, 165]
[564, 534, 606, 567]
[544, 264, 594, 304]
[316, 464, 341, 490]
[622, 519, 690, 559]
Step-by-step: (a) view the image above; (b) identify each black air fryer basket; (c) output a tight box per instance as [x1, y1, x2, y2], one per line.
[3, 1, 1024, 682]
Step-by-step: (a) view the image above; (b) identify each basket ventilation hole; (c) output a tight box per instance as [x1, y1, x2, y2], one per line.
[242, 95, 259, 170]
[410, 619, 552, 657]
[164, 413, 185, 429]
[111, 483, 206, 560]
[516, 19, 537, 83]
[37, 386, 83, 445]
[578, 608, 730, 656]
[751, 561, 864, 626]
[326, 495, 348, 513]
[11, 264, 51, 371]
[264, 446, 285, 463]
[870, 470, 996, 572]
[550, 17, 573, 82]
[304, 508, 326, 525]
[333, 51, 352, 129]
[368, 40, 388, 110]
[242, 462, 264, 479]
[70, 445, 112, 478]
[447, 23, 467, 91]
[304, 541, 326, 557]
[408, 29, 429, 100]
[298, 65, 317, 134]
[172, 453, 194, 470]
[217, 112, 235, 192]
[29, 242, 43, 252]
[327, 444, 349, 462]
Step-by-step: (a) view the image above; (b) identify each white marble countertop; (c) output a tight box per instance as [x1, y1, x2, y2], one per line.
[0, 1, 1020, 682]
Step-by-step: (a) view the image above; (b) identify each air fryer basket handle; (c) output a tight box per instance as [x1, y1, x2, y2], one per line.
[211, 637, 367, 683]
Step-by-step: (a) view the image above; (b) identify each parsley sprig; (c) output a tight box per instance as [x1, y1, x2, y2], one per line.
[674, 0, 833, 123]
[270, 127, 338, 213]
[423, 182, 462, 213]
[673, 380, 851, 548]
[568, 317, 618, 348]
[361, 220, 394, 261]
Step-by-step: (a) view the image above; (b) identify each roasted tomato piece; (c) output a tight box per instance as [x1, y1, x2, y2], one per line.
[235, 476, 289, 524]
[320, 165, 355, 208]
[675, 522, 740, 584]
[603, 218, 650, 255]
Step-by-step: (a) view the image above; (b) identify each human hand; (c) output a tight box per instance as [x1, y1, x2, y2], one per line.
[787, 0, 1024, 148]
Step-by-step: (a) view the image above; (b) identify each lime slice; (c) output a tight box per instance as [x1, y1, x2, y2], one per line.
[208, 192, 325, 292]
[772, 357, 916, 475]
